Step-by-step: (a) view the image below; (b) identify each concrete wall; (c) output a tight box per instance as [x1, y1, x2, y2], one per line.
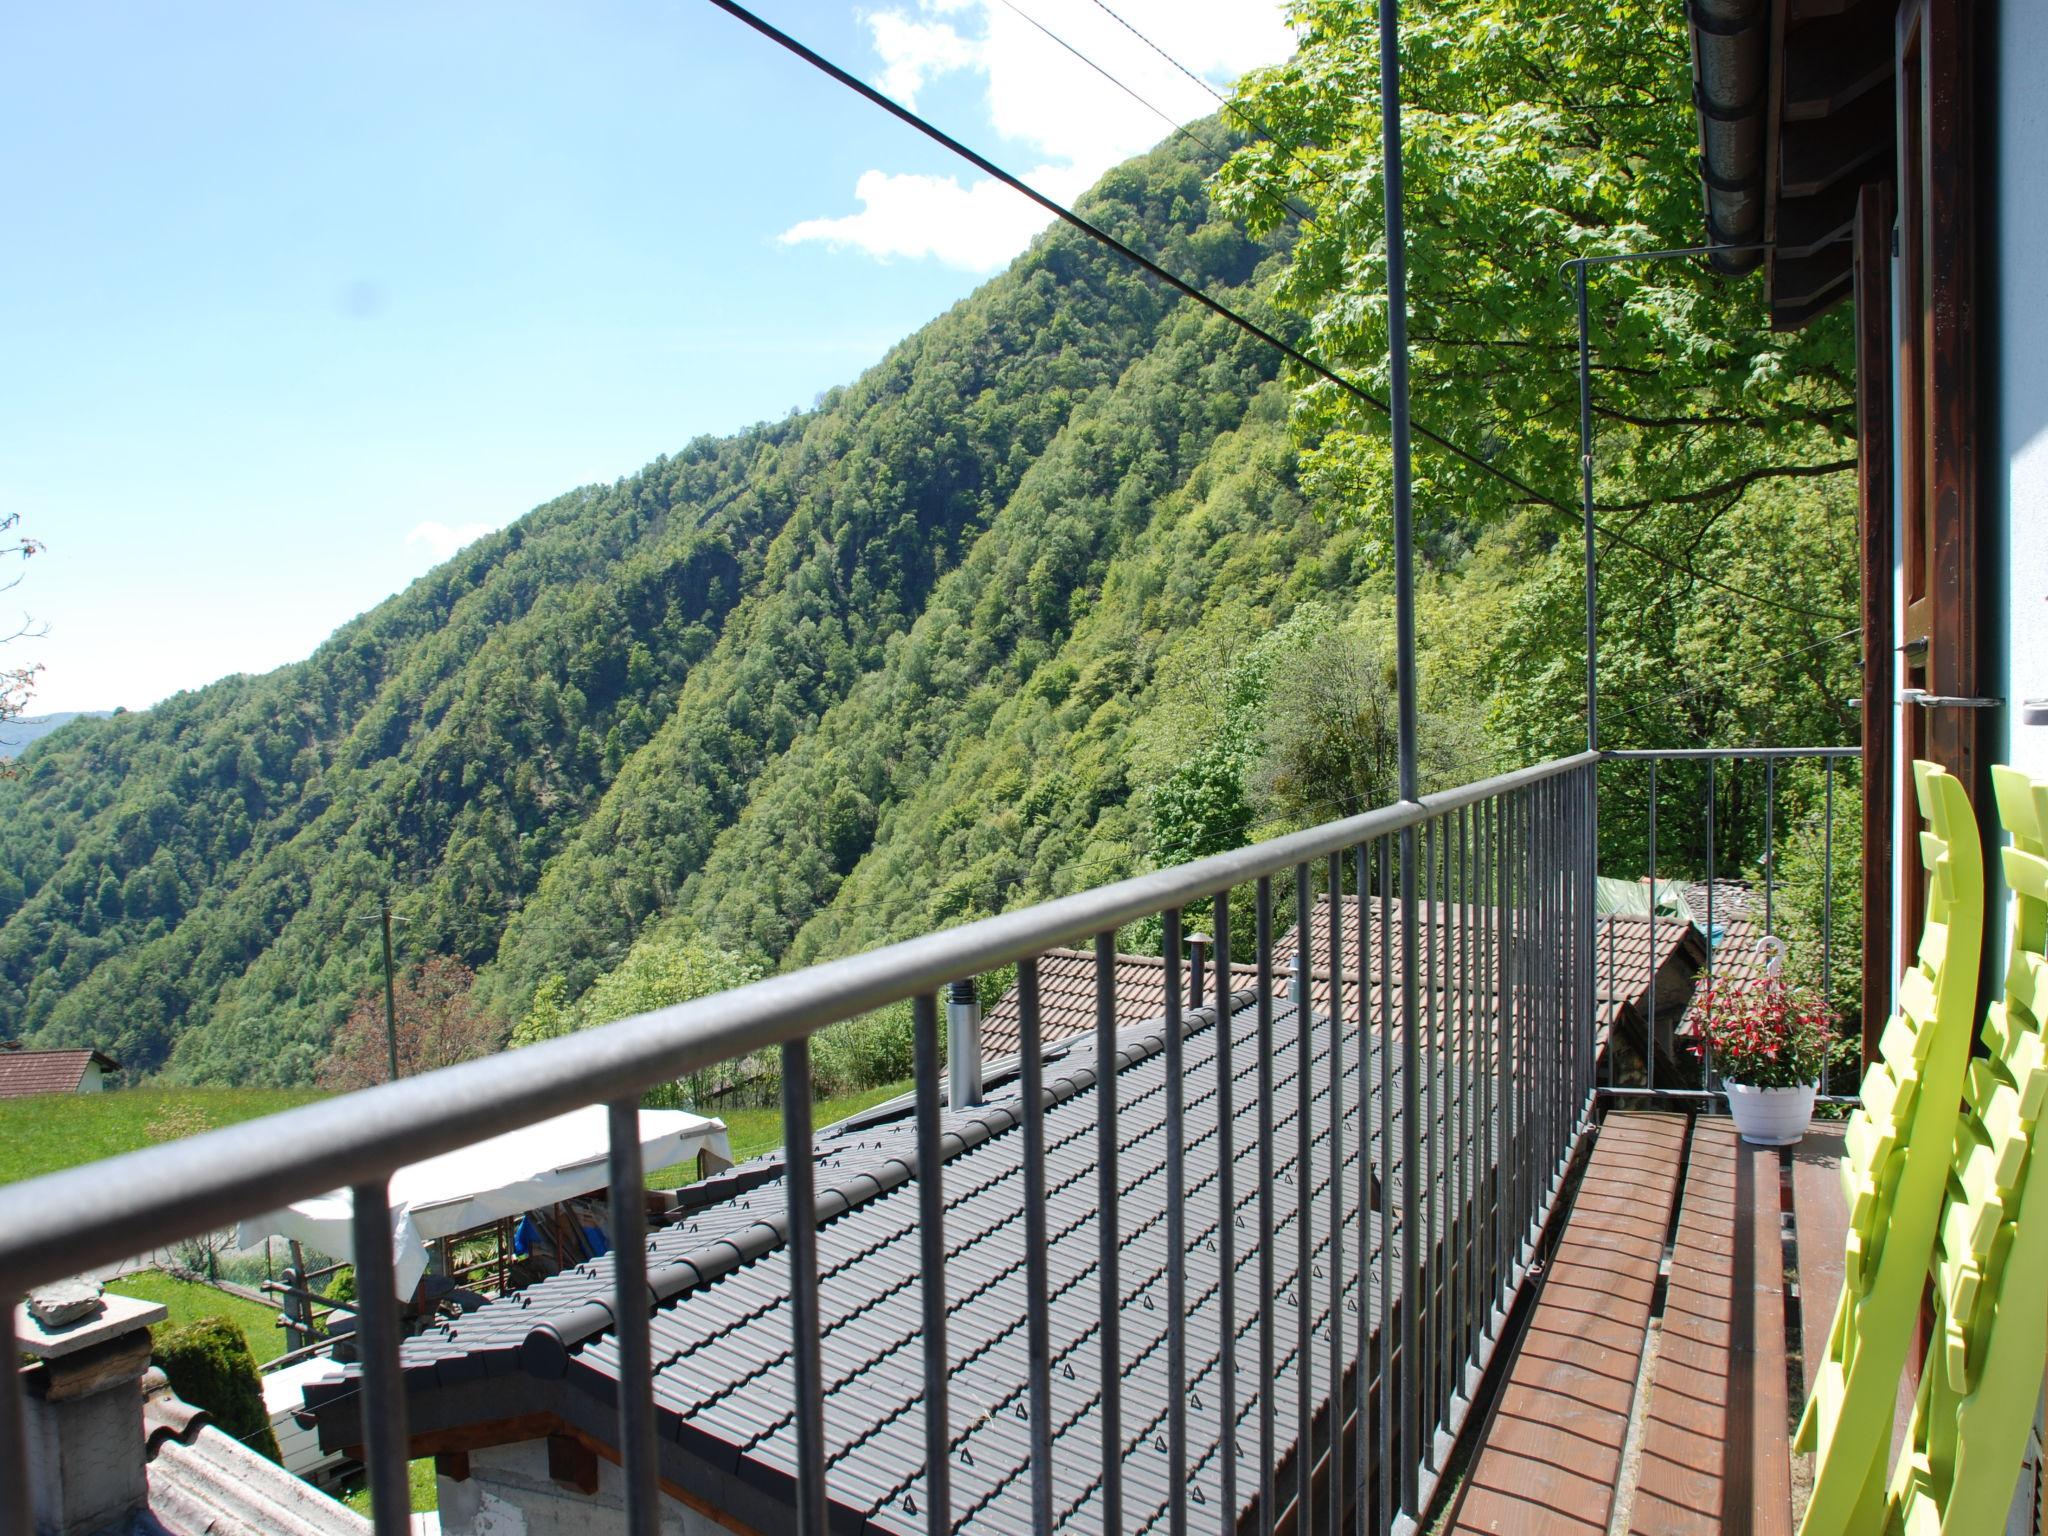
[436, 1439, 735, 1536]
[76, 1061, 103, 1093]
[1997, 0, 2048, 781]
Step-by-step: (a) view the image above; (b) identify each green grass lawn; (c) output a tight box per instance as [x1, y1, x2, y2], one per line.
[104, 1269, 294, 1365]
[0, 1086, 325, 1185]
[646, 1079, 912, 1183]
[343, 1458, 439, 1517]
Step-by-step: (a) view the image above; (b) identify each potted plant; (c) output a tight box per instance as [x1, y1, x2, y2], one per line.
[1694, 970, 1835, 1145]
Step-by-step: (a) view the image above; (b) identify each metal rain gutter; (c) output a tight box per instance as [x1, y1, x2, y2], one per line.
[1688, 0, 1771, 273]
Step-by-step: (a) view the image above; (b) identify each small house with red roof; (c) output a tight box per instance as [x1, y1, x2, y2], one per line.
[0, 1046, 122, 1100]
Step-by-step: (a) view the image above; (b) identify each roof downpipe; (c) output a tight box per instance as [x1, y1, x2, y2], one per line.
[1689, 0, 1771, 273]
[947, 978, 983, 1109]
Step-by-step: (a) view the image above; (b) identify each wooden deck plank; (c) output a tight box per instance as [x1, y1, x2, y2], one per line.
[1443, 1112, 1687, 1536]
[1790, 1124, 1848, 1404]
[1627, 1120, 1794, 1536]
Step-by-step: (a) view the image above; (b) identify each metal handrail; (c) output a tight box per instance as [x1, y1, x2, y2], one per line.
[0, 751, 1596, 1292]
[0, 748, 1615, 1535]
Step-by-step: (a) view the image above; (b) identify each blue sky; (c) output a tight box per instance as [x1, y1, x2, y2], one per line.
[2, 1, 1290, 713]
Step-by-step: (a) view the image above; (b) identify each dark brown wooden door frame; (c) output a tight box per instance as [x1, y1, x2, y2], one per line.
[1891, 0, 1980, 997]
[1854, 180, 1895, 1069]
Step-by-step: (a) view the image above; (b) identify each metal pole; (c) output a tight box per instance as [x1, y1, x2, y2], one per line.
[781, 1042, 828, 1536]
[912, 993, 953, 1536]
[1, 1301, 29, 1536]
[351, 1181, 410, 1536]
[1160, 917, 1188, 1536]
[1255, 878, 1277, 1534]
[1577, 262, 1598, 755]
[606, 1100, 659, 1536]
[380, 900, 400, 1083]
[1092, 933, 1121, 1534]
[1381, 0, 1417, 808]
[1376, 1, 1422, 1509]
[1019, 959, 1056, 1534]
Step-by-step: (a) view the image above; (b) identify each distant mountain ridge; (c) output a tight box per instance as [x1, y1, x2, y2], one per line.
[0, 711, 114, 758]
[0, 125, 1383, 1083]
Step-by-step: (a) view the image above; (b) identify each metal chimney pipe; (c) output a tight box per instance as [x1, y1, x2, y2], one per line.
[1186, 934, 1211, 1009]
[947, 978, 983, 1107]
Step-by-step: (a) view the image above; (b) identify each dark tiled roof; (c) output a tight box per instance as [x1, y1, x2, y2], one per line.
[140, 1369, 368, 1536]
[1271, 895, 1694, 1048]
[0, 1048, 117, 1100]
[979, 949, 1259, 1061]
[312, 985, 1462, 1534]
[1591, 911, 1706, 1036]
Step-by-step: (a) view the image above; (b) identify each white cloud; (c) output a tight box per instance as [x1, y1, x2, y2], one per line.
[867, 11, 977, 105]
[779, 163, 1092, 270]
[785, 0, 1295, 271]
[404, 519, 498, 562]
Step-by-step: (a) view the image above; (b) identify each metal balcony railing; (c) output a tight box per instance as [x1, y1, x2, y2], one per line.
[0, 745, 1852, 1535]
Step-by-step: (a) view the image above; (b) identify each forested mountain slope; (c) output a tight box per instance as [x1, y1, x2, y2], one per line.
[0, 128, 1295, 1081]
[2, 0, 1870, 1084]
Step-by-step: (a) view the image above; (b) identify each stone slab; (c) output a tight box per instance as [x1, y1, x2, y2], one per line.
[14, 1291, 165, 1358]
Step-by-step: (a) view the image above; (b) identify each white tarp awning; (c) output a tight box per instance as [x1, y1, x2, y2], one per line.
[236, 1105, 732, 1297]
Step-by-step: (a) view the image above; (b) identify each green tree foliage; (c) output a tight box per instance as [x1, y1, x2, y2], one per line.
[1216, 0, 1856, 554]
[513, 931, 759, 1045]
[152, 1316, 282, 1463]
[318, 955, 499, 1090]
[0, 126, 1281, 1080]
[0, 1, 1868, 1095]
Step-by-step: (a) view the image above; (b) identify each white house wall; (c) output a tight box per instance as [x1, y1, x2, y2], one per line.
[1998, 0, 2048, 781]
[436, 1439, 735, 1536]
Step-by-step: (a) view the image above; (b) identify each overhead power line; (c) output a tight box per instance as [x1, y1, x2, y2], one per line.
[701, 0, 1856, 626]
[1081, 0, 1340, 195]
[996, 0, 1315, 227]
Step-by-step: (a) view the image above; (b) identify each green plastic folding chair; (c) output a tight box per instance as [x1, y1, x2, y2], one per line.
[1883, 765, 2048, 1534]
[1798, 761, 1985, 1536]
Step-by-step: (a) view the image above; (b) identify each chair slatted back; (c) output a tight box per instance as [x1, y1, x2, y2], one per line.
[1798, 761, 1984, 1536]
[1884, 765, 2048, 1534]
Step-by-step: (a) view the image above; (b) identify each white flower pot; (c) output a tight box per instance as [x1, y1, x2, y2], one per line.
[1725, 1080, 1817, 1146]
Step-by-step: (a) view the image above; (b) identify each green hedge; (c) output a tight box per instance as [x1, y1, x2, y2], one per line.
[153, 1316, 280, 1462]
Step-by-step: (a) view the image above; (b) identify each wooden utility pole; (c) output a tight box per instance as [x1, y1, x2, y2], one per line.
[380, 897, 399, 1082]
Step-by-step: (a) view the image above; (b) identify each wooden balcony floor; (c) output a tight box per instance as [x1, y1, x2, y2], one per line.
[1440, 1110, 1849, 1536]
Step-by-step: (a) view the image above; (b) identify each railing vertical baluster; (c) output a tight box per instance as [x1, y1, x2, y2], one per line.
[1583, 763, 1598, 1119]
[1705, 758, 1716, 1091]
[1020, 958, 1056, 1535]
[606, 1099, 659, 1536]
[2, 1294, 30, 1535]
[1353, 842, 1373, 1536]
[782, 1041, 828, 1536]
[1765, 754, 1777, 938]
[1823, 758, 1836, 1096]
[1327, 850, 1347, 1536]
[1521, 787, 1538, 1260]
[1431, 815, 1448, 1446]
[1422, 815, 1439, 1457]
[1500, 795, 1512, 1305]
[1540, 797, 1547, 1143]
[1093, 933, 1122, 1535]
[1492, 792, 1506, 1310]
[1398, 818, 1421, 1518]
[1378, 833, 1395, 1535]
[1460, 804, 1477, 1373]
[1295, 861, 1314, 1530]
[351, 1180, 411, 1536]
[1647, 760, 1659, 1098]
[1215, 890, 1239, 1528]
[1160, 919, 1188, 1536]
[913, 994, 954, 1536]
[1255, 875, 1277, 1535]
[1483, 797, 1499, 1324]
